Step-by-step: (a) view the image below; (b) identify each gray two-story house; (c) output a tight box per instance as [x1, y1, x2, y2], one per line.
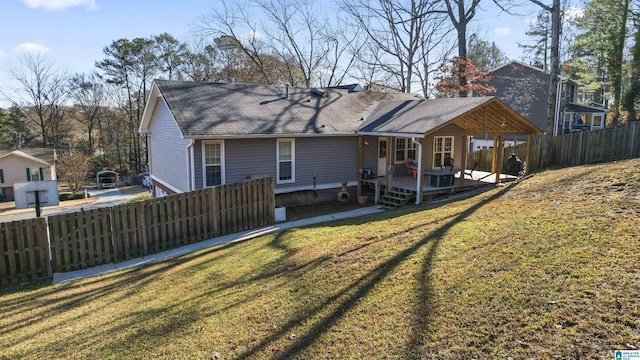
[474, 60, 608, 150]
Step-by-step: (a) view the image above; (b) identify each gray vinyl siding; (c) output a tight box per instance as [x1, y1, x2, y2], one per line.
[225, 139, 276, 183]
[148, 98, 191, 192]
[288, 136, 357, 190]
[362, 135, 378, 172]
[194, 136, 358, 191]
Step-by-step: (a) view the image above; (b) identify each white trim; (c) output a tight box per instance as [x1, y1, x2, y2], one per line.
[393, 137, 417, 164]
[187, 140, 195, 191]
[276, 138, 295, 184]
[190, 140, 196, 191]
[275, 181, 358, 194]
[201, 140, 226, 187]
[139, 83, 187, 139]
[151, 175, 183, 194]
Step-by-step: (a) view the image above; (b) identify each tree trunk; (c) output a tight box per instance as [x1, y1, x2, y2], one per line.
[457, 3, 468, 97]
[542, 0, 561, 167]
[611, 0, 630, 125]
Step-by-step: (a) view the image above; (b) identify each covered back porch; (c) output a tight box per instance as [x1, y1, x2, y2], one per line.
[356, 96, 543, 205]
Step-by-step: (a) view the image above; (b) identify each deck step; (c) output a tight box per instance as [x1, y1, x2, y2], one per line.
[378, 188, 414, 208]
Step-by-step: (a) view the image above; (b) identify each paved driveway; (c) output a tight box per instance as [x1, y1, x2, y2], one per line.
[0, 187, 149, 223]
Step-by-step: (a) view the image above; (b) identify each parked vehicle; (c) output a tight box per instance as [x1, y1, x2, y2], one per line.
[97, 170, 119, 189]
[142, 173, 152, 189]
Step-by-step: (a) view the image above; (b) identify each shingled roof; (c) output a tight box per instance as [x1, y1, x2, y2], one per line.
[0, 148, 56, 164]
[359, 97, 494, 135]
[147, 81, 417, 138]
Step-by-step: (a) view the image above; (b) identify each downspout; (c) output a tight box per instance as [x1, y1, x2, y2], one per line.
[412, 137, 423, 204]
[186, 140, 195, 191]
[553, 80, 564, 136]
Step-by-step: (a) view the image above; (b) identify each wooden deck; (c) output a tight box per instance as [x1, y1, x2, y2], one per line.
[362, 170, 517, 200]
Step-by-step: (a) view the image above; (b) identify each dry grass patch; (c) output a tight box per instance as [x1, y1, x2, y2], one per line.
[1, 160, 639, 359]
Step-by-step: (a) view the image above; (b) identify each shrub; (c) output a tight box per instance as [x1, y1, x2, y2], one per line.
[59, 193, 90, 201]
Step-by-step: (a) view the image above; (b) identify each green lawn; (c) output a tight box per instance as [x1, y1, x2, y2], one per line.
[1, 160, 639, 359]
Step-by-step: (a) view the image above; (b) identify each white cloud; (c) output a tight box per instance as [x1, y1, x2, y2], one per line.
[0, 49, 5, 58]
[565, 7, 584, 22]
[20, 0, 98, 10]
[494, 27, 511, 36]
[238, 31, 264, 45]
[14, 42, 50, 55]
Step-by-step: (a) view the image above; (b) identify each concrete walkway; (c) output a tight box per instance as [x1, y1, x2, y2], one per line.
[52, 206, 386, 285]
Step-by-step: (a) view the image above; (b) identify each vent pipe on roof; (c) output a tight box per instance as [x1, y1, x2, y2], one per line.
[285, 83, 289, 99]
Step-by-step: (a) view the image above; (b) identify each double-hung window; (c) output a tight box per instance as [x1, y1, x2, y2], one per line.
[394, 138, 416, 163]
[277, 139, 295, 184]
[203, 141, 225, 187]
[26, 167, 43, 181]
[433, 136, 454, 168]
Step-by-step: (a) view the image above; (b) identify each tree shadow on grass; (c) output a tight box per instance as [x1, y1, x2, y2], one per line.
[1, 184, 512, 358]
[234, 184, 517, 358]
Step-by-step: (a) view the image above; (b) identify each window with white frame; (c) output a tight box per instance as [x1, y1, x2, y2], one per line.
[203, 141, 224, 187]
[277, 139, 295, 184]
[433, 136, 454, 168]
[395, 138, 417, 163]
[27, 167, 43, 181]
[593, 114, 604, 128]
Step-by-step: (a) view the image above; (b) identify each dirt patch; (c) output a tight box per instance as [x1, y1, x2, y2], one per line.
[285, 199, 369, 221]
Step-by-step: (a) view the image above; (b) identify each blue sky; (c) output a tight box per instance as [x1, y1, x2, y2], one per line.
[0, 0, 546, 107]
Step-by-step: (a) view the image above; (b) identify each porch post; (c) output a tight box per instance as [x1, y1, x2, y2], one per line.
[412, 137, 423, 204]
[460, 135, 468, 180]
[357, 135, 363, 197]
[385, 137, 393, 188]
[525, 134, 533, 174]
[495, 136, 504, 184]
[491, 136, 498, 173]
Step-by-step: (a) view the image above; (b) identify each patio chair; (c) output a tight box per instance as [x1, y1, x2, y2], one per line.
[405, 157, 418, 178]
[464, 161, 478, 179]
[441, 156, 454, 172]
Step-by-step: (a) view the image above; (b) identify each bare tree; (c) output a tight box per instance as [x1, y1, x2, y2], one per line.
[197, 0, 355, 87]
[342, 0, 452, 95]
[441, 0, 482, 97]
[69, 72, 105, 154]
[57, 149, 90, 195]
[178, 40, 222, 82]
[4, 52, 68, 147]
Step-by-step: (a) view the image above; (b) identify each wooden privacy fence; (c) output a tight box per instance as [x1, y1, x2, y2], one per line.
[467, 122, 640, 173]
[48, 176, 275, 273]
[0, 218, 51, 286]
[0, 177, 275, 285]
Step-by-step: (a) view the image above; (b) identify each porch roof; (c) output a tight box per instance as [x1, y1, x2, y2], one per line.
[357, 96, 543, 137]
[565, 102, 609, 113]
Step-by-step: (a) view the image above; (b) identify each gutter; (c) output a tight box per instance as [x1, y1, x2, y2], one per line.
[357, 131, 425, 138]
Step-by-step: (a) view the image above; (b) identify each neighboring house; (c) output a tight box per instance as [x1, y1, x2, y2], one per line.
[0, 148, 57, 201]
[140, 80, 541, 204]
[475, 60, 609, 150]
